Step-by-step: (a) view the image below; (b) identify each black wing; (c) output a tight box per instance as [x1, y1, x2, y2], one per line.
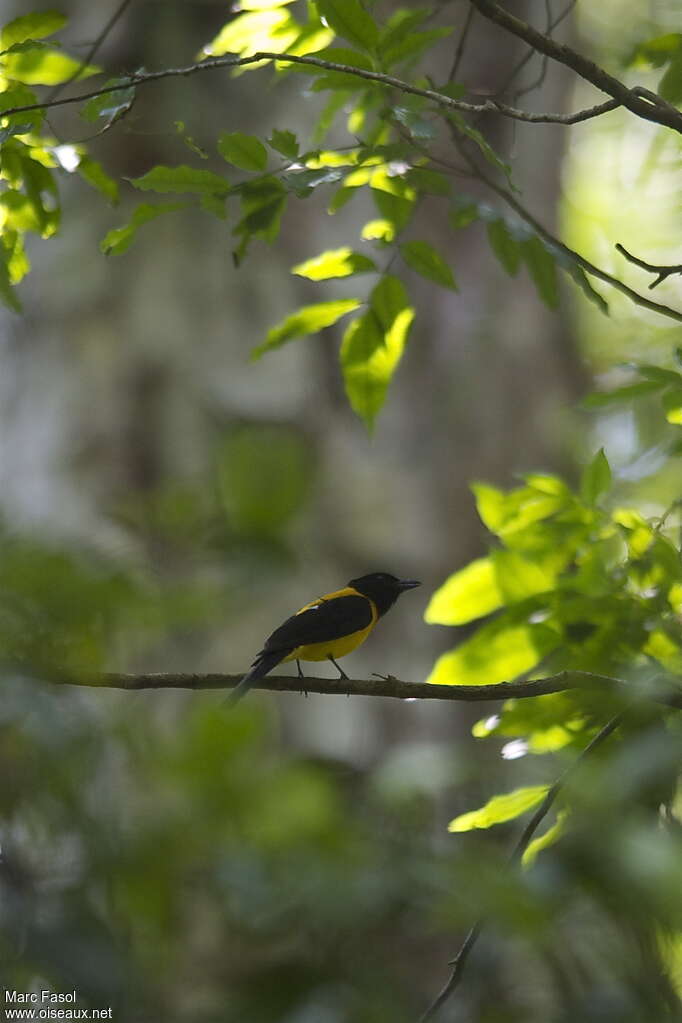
[260, 594, 373, 655]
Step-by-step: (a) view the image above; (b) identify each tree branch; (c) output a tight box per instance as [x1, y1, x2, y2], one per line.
[55, 668, 682, 710]
[467, 0, 682, 134]
[418, 712, 625, 1022]
[0, 52, 625, 129]
[615, 243, 682, 290]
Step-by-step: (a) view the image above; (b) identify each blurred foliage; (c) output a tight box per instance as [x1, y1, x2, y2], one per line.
[1, 1, 682, 1020]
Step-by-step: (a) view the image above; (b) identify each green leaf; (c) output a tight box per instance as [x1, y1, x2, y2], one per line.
[580, 448, 612, 505]
[81, 79, 136, 124]
[268, 129, 299, 158]
[252, 299, 361, 359]
[564, 263, 609, 315]
[628, 33, 682, 70]
[341, 275, 414, 430]
[100, 202, 187, 255]
[448, 785, 550, 833]
[292, 246, 376, 280]
[380, 27, 452, 69]
[3, 47, 98, 85]
[77, 157, 119, 204]
[426, 617, 559, 686]
[521, 236, 558, 308]
[315, 0, 378, 51]
[129, 165, 229, 195]
[659, 53, 682, 103]
[0, 245, 21, 311]
[400, 240, 456, 291]
[487, 218, 521, 276]
[582, 380, 664, 407]
[1, 10, 66, 48]
[637, 364, 682, 386]
[0, 85, 43, 129]
[217, 132, 268, 172]
[425, 559, 503, 626]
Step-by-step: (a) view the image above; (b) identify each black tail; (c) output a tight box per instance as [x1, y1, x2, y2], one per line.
[226, 649, 289, 706]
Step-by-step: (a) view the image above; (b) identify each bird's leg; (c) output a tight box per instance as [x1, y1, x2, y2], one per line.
[328, 655, 349, 680]
[296, 659, 308, 697]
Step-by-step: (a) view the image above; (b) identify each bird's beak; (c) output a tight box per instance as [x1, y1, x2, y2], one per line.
[398, 579, 421, 590]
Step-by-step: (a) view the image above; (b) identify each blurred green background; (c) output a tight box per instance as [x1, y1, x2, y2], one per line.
[1, 1, 682, 1020]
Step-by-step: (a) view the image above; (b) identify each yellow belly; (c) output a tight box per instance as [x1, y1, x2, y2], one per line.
[283, 623, 374, 663]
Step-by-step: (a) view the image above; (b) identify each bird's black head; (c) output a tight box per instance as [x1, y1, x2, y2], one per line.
[348, 572, 421, 616]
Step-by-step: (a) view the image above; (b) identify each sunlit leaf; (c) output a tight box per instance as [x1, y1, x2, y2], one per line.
[400, 240, 456, 291]
[1, 10, 66, 48]
[427, 617, 559, 686]
[425, 559, 502, 626]
[218, 132, 268, 172]
[522, 810, 569, 866]
[292, 246, 376, 280]
[204, 8, 300, 61]
[252, 299, 361, 359]
[361, 218, 395, 242]
[129, 165, 229, 195]
[4, 47, 98, 85]
[663, 388, 682, 425]
[472, 481, 567, 539]
[448, 785, 550, 832]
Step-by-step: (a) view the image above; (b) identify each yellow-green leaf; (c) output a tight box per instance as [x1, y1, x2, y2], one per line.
[1, 10, 66, 48]
[522, 810, 568, 866]
[292, 246, 375, 280]
[4, 48, 98, 85]
[252, 299, 361, 359]
[426, 619, 559, 686]
[448, 785, 550, 832]
[425, 558, 502, 626]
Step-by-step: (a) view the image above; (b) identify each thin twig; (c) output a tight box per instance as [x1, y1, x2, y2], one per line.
[0, 52, 649, 130]
[427, 139, 682, 324]
[418, 712, 625, 1022]
[616, 243, 682, 290]
[50, 668, 682, 710]
[44, 0, 133, 104]
[467, 0, 682, 134]
[449, 4, 476, 82]
[502, 0, 576, 100]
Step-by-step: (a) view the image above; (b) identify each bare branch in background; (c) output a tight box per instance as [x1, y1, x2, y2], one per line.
[616, 243, 682, 290]
[467, 0, 682, 134]
[418, 713, 625, 1022]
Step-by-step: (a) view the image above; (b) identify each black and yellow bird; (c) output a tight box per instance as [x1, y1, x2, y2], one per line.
[228, 572, 420, 705]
